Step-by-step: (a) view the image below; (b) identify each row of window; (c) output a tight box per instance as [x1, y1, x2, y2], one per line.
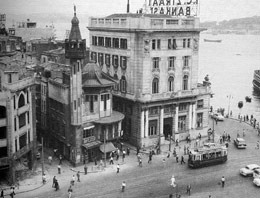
[85, 94, 110, 113]
[92, 36, 127, 49]
[152, 56, 190, 69]
[91, 52, 127, 69]
[148, 113, 203, 136]
[151, 38, 191, 50]
[152, 75, 188, 94]
[16, 112, 30, 130]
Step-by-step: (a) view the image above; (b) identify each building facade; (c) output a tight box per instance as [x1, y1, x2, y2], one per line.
[38, 8, 124, 166]
[88, 13, 212, 148]
[0, 58, 36, 184]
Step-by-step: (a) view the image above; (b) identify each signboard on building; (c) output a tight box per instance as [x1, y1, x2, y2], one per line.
[148, 0, 199, 17]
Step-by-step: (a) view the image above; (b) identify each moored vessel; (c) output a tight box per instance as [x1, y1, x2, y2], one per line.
[253, 70, 260, 94]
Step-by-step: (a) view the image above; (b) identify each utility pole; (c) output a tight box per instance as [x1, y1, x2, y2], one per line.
[41, 137, 44, 175]
[103, 130, 106, 167]
[227, 94, 232, 117]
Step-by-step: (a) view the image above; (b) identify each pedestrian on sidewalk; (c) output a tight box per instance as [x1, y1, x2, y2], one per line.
[256, 141, 260, 149]
[94, 157, 97, 166]
[0, 188, 4, 198]
[121, 181, 126, 192]
[184, 145, 187, 155]
[186, 184, 191, 195]
[176, 154, 179, 163]
[136, 146, 140, 155]
[84, 164, 88, 175]
[52, 176, 57, 188]
[170, 175, 176, 187]
[9, 186, 15, 198]
[181, 155, 185, 164]
[55, 180, 59, 191]
[71, 175, 76, 186]
[77, 171, 80, 182]
[68, 185, 73, 198]
[117, 164, 120, 173]
[122, 150, 126, 162]
[59, 155, 62, 165]
[58, 165, 61, 174]
[116, 153, 119, 161]
[48, 156, 52, 165]
[127, 147, 130, 156]
[139, 158, 143, 167]
[42, 173, 46, 184]
[221, 176, 225, 187]
[148, 153, 152, 164]
[167, 152, 170, 158]
[173, 147, 176, 157]
[109, 156, 114, 165]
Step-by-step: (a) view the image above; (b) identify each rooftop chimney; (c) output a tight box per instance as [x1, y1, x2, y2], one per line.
[127, 0, 130, 13]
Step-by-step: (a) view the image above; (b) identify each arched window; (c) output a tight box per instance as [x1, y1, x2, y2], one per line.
[183, 75, 189, 90]
[120, 76, 127, 93]
[18, 94, 25, 108]
[152, 78, 159, 94]
[168, 77, 174, 92]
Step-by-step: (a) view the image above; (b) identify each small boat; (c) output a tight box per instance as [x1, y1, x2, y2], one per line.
[245, 96, 252, 102]
[204, 39, 222, 43]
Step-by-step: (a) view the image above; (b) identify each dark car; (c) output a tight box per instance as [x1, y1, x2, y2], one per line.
[234, 138, 247, 149]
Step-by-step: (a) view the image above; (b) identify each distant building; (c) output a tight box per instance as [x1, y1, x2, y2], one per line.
[0, 57, 37, 184]
[88, 13, 211, 148]
[37, 8, 124, 165]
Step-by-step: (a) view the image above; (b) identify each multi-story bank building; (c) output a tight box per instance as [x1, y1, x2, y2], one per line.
[88, 13, 211, 148]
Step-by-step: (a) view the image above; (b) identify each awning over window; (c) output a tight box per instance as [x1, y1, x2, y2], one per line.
[82, 140, 102, 149]
[99, 142, 116, 153]
[84, 125, 94, 130]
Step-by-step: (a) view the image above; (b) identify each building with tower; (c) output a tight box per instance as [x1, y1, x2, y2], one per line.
[88, 13, 212, 148]
[38, 7, 124, 165]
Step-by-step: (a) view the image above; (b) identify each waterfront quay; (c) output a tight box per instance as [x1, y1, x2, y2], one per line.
[10, 116, 260, 198]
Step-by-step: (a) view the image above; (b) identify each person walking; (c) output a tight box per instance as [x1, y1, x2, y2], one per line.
[77, 171, 80, 182]
[48, 156, 52, 165]
[117, 164, 120, 173]
[68, 186, 73, 198]
[0, 188, 4, 198]
[122, 150, 126, 162]
[176, 154, 179, 163]
[170, 175, 176, 187]
[9, 186, 15, 198]
[139, 158, 142, 167]
[121, 181, 126, 192]
[181, 155, 185, 164]
[58, 165, 61, 174]
[55, 180, 59, 191]
[59, 155, 62, 165]
[84, 164, 88, 175]
[148, 153, 152, 164]
[221, 176, 225, 187]
[109, 156, 114, 165]
[71, 175, 76, 186]
[52, 176, 57, 188]
[186, 184, 191, 195]
[127, 147, 130, 156]
[42, 173, 46, 184]
[116, 153, 119, 161]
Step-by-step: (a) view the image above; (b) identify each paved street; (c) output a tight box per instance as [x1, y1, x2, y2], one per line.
[15, 117, 260, 198]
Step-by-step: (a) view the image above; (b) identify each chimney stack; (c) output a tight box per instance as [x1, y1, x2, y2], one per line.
[127, 0, 130, 13]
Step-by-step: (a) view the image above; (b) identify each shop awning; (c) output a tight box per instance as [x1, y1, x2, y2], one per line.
[94, 111, 124, 124]
[99, 142, 117, 153]
[82, 140, 102, 149]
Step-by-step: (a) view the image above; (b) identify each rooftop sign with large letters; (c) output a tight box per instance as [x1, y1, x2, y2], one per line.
[148, 0, 199, 17]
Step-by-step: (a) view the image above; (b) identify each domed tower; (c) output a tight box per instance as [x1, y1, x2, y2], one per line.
[65, 6, 86, 125]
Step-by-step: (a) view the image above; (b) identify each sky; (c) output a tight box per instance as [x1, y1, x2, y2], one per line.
[1, 0, 260, 22]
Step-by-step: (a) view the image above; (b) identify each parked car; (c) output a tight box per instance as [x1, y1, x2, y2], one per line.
[234, 138, 247, 149]
[240, 164, 260, 176]
[212, 113, 224, 121]
[253, 177, 260, 187]
[253, 169, 260, 178]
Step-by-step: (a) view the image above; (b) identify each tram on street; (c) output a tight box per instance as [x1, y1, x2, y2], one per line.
[188, 143, 228, 168]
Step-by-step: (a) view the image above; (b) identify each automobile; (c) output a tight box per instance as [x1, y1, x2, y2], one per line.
[239, 164, 260, 176]
[253, 177, 260, 187]
[234, 137, 247, 149]
[253, 169, 260, 178]
[212, 113, 224, 121]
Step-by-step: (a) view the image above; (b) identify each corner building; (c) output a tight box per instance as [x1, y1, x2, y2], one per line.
[88, 13, 211, 148]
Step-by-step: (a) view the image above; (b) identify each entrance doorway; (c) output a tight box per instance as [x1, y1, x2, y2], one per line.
[164, 118, 173, 139]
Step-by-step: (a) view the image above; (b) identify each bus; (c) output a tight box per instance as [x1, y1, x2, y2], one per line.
[188, 143, 228, 168]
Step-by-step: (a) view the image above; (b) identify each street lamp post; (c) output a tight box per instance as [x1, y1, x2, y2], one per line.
[227, 94, 233, 117]
[41, 137, 44, 175]
[103, 130, 106, 167]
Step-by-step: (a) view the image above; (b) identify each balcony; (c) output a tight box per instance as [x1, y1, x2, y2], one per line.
[0, 157, 9, 167]
[0, 139, 7, 147]
[182, 66, 190, 74]
[0, 118, 6, 127]
[17, 104, 30, 116]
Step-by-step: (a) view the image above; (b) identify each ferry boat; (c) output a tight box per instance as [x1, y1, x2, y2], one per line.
[204, 39, 222, 43]
[253, 70, 260, 93]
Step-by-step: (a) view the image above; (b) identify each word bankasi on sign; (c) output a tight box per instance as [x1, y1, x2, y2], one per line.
[148, 0, 199, 16]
